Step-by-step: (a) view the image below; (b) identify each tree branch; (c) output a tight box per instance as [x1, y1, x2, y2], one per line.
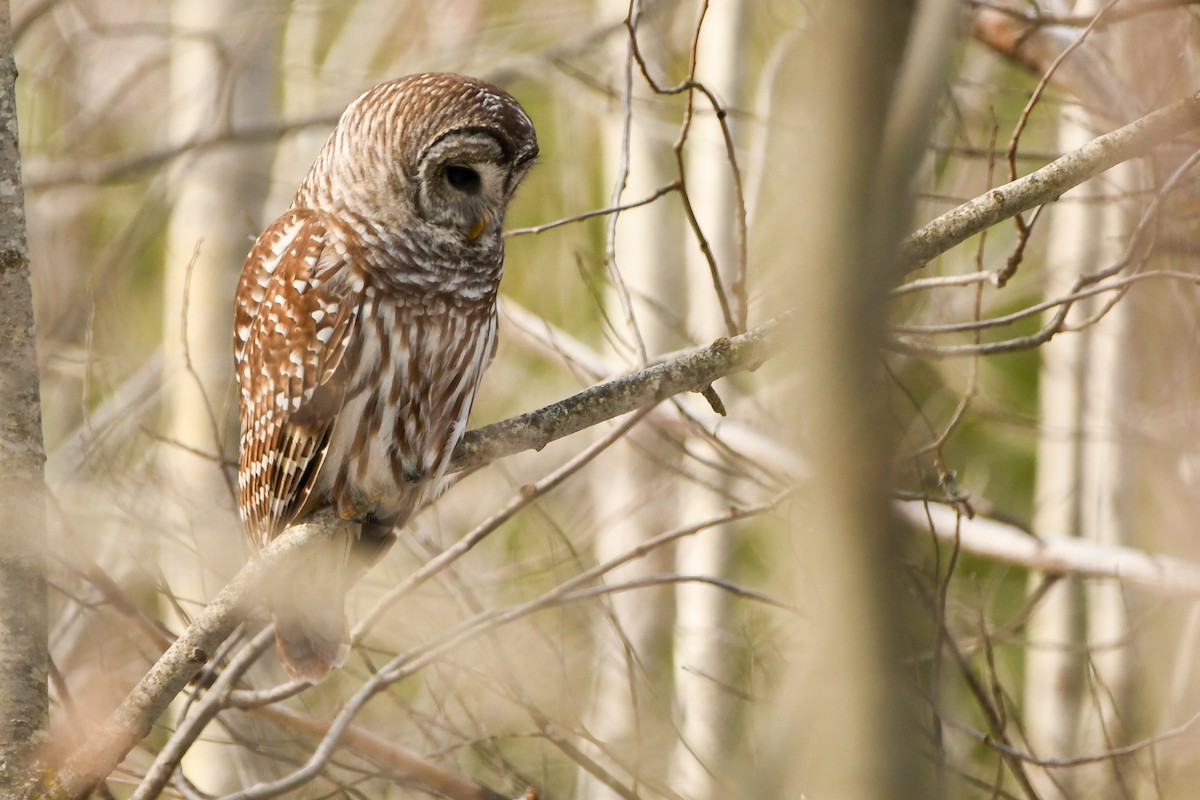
[896, 89, 1200, 271]
[47, 316, 783, 798]
[898, 500, 1200, 595]
[449, 317, 781, 472]
[25, 116, 342, 190]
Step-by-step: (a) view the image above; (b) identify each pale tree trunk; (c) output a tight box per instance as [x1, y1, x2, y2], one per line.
[1022, 5, 1138, 794]
[667, 2, 745, 797]
[970, 3, 1168, 793]
[261, 0, 326, 216]
[1074, 203, 1134, 795]
[266, 0, 428, 218]
[575, 1, 686, 797]
[1071, 9, 1155, 792]
[753, 1, 926, 798]
[263, 0, 399, 216]
[161, 1, 278, 791]
[0, 0, 48, 793]
[1074, 143, 1136, 798]
[1024, 98, 1097, 799]
[1025, 112, 1136, 800]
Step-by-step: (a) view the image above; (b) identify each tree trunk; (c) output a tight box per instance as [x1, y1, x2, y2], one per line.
[1024, 98, 1097, 798]
[0, 0, 49, 792]
[667, 2, 745, 797]
[753, 2, 926, 797]
[575, 1, 685, 797]
[161, 0, 279, 791]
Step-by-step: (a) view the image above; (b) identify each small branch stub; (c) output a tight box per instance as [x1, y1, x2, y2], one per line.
[700, 384, 727, 415]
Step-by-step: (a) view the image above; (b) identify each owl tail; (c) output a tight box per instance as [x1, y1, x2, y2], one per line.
[268, 540, 351, 683]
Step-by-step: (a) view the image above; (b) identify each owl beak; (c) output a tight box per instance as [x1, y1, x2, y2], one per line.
[468, 217, 488, 241]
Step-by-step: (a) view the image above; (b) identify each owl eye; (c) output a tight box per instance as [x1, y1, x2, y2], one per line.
[445, 164, 482, 194]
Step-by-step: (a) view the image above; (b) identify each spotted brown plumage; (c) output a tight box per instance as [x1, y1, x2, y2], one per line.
[234, 73, 537, 681]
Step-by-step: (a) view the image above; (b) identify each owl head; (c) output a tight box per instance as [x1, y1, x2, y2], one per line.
[295, 72, 539, 246]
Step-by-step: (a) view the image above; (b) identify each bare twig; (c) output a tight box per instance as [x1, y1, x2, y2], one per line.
[944, 704, 1200, 768]
[992, 0, 1119, 287]
[356, 406, 657, 640]
[558, 573, 793, 610]
[1004, 0, 1120, 183]
[505, 182, 680, 237]
[602, 1, 650, 361]
[501, 298, 801, 478]
[625, 0, 744, 336]
[26, 115, 341, 190]
[893, 269, 1200, 337]
[131, 628, 276, 800]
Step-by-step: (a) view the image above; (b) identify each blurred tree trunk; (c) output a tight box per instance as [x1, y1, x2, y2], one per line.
[0, 0, 48, 794]
[264, 0, 401, 215]
[753, 1, 928, 797]
[667, 1, 746, 797]
[261, 0, 328, 215]
[576, 1, 686, 797]
[161, 0, 279, 791]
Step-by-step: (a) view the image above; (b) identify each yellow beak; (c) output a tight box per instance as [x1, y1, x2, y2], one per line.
[468, 217, 487, 241]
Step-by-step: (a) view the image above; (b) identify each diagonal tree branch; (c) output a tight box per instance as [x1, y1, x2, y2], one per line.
[44, 316, 783, 799]
[897, 89, 1200, 271]
[449, 316, 781, 471]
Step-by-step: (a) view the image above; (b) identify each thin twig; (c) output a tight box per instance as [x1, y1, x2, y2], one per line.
[50, 508, 352, 799]
[505, 181, 679, 237]
[893, 269, 1200, 337]
[131, 628, 276, 800]
[625, 0, 742, 336]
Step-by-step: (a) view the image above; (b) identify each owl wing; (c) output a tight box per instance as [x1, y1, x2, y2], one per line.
[235, 208, 359, 548]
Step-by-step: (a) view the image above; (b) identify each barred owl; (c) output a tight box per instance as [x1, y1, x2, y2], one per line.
[234, 73, 537, 681]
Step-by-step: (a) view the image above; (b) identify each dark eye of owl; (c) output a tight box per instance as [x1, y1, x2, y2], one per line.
[445, 164, 482, 194]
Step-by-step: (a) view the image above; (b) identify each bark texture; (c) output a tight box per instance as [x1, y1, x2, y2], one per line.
[0, 0, 49, 792]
